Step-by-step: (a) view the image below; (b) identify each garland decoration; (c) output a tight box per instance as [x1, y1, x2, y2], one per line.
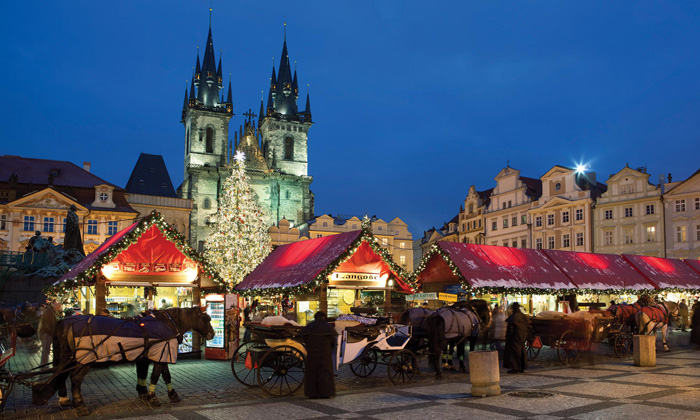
[236, 224, 416, 297]
[44, 211, 226, 298]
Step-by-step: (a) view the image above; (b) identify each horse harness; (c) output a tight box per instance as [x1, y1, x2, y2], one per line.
[640, 303, 677, 332]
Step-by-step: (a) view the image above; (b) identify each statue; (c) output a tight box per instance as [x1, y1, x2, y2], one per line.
[63, 204, 85, 256]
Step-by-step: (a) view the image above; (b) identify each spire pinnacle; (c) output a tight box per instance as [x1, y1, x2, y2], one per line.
[209, 3, 212, 28]
[284, 21, 287, 42]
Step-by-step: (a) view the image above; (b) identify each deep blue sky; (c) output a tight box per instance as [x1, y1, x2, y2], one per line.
[3, 1, 699, 236]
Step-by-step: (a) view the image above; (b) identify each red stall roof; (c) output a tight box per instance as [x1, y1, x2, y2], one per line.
[622, 254, 700, 290]
[685, 259, 700, 276]
[235, 230, 412, 294]
[543, 250, 657, 291]
[416, 242, 576, 291]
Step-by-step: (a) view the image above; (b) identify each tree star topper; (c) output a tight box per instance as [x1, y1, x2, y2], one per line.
[234, 150, 246, 162]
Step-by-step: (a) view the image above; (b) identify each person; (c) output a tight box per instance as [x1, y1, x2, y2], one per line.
[39, 300, 61, 366]
[98, 308, 112, 317]
[504, 302, 529, 374]
[242, 300, 257, 341]
[489, 304, 507, 352]
[299, 311, 338, 398]
[679, 299, 689, 332]
[691, 302, 700, 348]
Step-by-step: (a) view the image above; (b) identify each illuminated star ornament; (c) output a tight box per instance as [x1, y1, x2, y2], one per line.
[234, 150, 246, 162]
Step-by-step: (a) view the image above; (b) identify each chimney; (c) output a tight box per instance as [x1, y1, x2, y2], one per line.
[83, 162, 91, 173]
[668, 172, 672, 183]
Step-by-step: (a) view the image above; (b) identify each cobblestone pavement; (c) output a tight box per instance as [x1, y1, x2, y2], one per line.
[2, 330, 699, 419]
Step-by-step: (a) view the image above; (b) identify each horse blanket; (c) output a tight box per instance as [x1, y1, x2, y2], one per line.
[435, 308, 477, 340]
[640, 304, 669, 324]
[63, 315, 179, 365]
[610, 303, 642, 325]
[404, 308, 434, 332]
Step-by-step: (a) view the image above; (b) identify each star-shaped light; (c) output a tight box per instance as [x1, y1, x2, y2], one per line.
[234, 151, 246, 162]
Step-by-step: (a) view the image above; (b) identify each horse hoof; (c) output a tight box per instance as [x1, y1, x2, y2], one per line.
[435, 373, 443, 380]
[75, 405, 90, 417]
[147, 392, 161, 407]
[168, 390, 181, 403]
[58, 396, 71, 407]
[459, 367, 467, 373]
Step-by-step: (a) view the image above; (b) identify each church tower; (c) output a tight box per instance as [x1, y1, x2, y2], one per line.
[179, 12, 234, 251]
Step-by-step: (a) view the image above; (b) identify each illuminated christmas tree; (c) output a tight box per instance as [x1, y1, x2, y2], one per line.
[204, 151, 272, 290]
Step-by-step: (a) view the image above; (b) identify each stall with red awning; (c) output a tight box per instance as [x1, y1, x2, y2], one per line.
[542, 250, 657, 292]
[684, 259, 700, 277]
[622, 254, 700, 291]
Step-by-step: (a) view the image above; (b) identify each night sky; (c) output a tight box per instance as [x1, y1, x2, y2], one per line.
[3, 1, 699, 236]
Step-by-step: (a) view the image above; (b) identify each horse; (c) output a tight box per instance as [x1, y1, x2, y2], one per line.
[634, 301, 680, 352]
[441, 300, 492, 373]
[0, 302, 40, 326]
[608, 303, 642, 331]
[426, 307, 481, 379]
[32, 307, 214, 416]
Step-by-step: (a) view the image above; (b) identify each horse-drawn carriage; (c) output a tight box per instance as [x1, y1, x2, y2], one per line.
[231, 318, 418, 396]
[525, 313, 632, 364]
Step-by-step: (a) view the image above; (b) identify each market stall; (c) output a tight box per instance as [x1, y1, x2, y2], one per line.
[414, 242, 576, 313]
[47, 211, 225, 354]
[234, 228, 413, 325]
[622, 254, 700, 302]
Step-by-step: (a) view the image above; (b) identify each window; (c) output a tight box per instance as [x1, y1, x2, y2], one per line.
[512, 216, 517, 227]
[502, 203, 506, 209]
[87, 220, 98, 235]
[43, 217, 55, 233]
[547, 214, 554, 225]
[521, 239, 527, 248]
[0, 214, 5, 230]
[468, 204, 474, 213]
[508, 200, 512, 208]
[203, 198, 211, 210]
[462, 223, 465, 231]
[548, 236, 555, 249]
[399, 242, 405, 249]
[108, 221, 118, 236]
[205, 127, 214, 153]
[62, 218, 67, 233]
[535, 217, 542, 227]
[605, 210, 613, 220]
[521, 215, 527, 225]
[377, 226, 382, 231]
[198, 241, 205, 252]
[575, 209, 583, 221]
[284, 137, 294, 160]
[399, 255, 406, 266]
[186, 128, 190, 152]
[604, 231, 613, 246]
[492, 221, 497, 231]
[503, 219, 508, 228]
[621, 184, 635, 194]
[316, 234, 323, 238]
[555, 182, 561, 191]
[696, 198, 700, 210]
[381, 238, 388, 247]
[563, 234, 570, 248]
[512, 241, 517, 248]
[676, 200, 686, 212]
[646, 226, 656, 242]
[645, 204, 655, 215]
[285, 190, 290, 200]
[322, 222, 328, 227]
[478, 219, 482, 228]
[23, 216, 35, 231]
[676, 226, 687, 242]
[624, 228, 634, 244]
[576, 232, 584, 247]
[562, 211, 569, 223]
[503, 241, 508, 247]
[624, 207, 633, 217]
[697, 224, 700, 241]
[535, 238, 543, 250]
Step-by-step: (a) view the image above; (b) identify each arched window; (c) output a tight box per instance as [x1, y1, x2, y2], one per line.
[285, 190, 290, 199]
[284, 137, 294, 160]
[186, 128, 190, 153]
[206, 127, 214, 153]
[203, 198, 211, 209]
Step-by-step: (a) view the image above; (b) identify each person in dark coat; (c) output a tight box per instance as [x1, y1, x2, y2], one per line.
[504, 302, 530, 373]
[678, 299, 689, 331]
[299, 311, 338, 398]
[690, 302, 700, 348]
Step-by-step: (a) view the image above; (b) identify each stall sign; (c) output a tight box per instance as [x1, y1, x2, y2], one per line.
[138, 263, 151, 273]
[169, 263, 182, 272]
[122, 263, 136, 272]
[439, 293, 458, 302]
[443, 285, 463, 294]
[154, 263, 167, 273]
[329, 272, 383, 288]
[407, 293, 438, 301]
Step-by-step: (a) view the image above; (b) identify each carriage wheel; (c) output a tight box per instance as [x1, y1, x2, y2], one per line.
[388, 349, 417, 385]
[257, 345, 305, 397]
[231, 340, 266, 387]
[525, 340, 540, 361]
[613, 332, 632, 358]
[350, 348, 379, 378]
[557, 330, 580, 365]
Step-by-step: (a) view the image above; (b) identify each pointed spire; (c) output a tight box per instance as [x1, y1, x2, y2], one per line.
[292, 69, 299, 98]
[259, 99, 265, 124]
[226, 78, 233, 104]
[189, 71, 196, 100]
[182, 83, 189, 112]
[217, 53, 223, 87]
[305, 92, 311, 114]
[234, 131, 238, 150]
[195, 47, 201, 77]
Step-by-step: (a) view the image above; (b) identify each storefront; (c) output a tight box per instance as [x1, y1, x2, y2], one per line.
[413, 242, 577, 314]
[48, 212, 225, 353]
[235, 229, 414, 325]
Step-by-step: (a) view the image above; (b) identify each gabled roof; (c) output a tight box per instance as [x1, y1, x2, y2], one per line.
[235, 229, 413, 295]
[664, 167, 700, 195]
[0, 155, 117, 189]
[519, 176, 542, 199]
[125, 153, 178, 198]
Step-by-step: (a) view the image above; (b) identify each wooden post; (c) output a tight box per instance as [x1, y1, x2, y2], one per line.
[319, 284, 328, 315]
[192, 278, 202, 354]
[384, 288, 392, 318]
[95, 276, 106, 313]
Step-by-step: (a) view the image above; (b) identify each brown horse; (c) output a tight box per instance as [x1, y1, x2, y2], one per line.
[32, 307, 214, 416]
[635, 301, 680, 352]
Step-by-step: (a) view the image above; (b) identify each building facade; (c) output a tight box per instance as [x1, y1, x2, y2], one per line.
[178, 22, 314, 251]
[484, 167, 541, 248]
[458, 186, 492, 244]
[530, 165, 605, 252]
[0, 156, 138, 254]
[664, 169, 700, 259]
[593, 166, 664, 256]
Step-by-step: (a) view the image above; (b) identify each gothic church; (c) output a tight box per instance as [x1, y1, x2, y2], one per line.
[178, 20, 314, 251]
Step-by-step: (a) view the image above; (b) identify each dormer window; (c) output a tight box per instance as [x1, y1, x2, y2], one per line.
[555, 182, 561, 191]
[50, 169, 59, 177]
[99, 193, 108, 202]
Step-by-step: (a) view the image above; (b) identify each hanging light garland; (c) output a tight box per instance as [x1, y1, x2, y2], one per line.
[44, 211, 226, 298]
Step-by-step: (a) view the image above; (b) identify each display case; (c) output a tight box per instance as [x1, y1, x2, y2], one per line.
[204, 294, 239, 360]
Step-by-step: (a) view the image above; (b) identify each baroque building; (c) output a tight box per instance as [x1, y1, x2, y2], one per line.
[529, 165, 605, 252]
[593, 166, 664, 256]
[178, 20, 314, 251]
[458, 185, 492, 244]
[664, 169, 700, 259]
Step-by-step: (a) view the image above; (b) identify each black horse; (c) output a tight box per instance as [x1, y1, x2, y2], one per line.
[32, 307, 214, 416]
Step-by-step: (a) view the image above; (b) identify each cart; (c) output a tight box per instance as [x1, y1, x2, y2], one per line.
[524, 315, 630, 365]
[232, 321, 417, 396]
